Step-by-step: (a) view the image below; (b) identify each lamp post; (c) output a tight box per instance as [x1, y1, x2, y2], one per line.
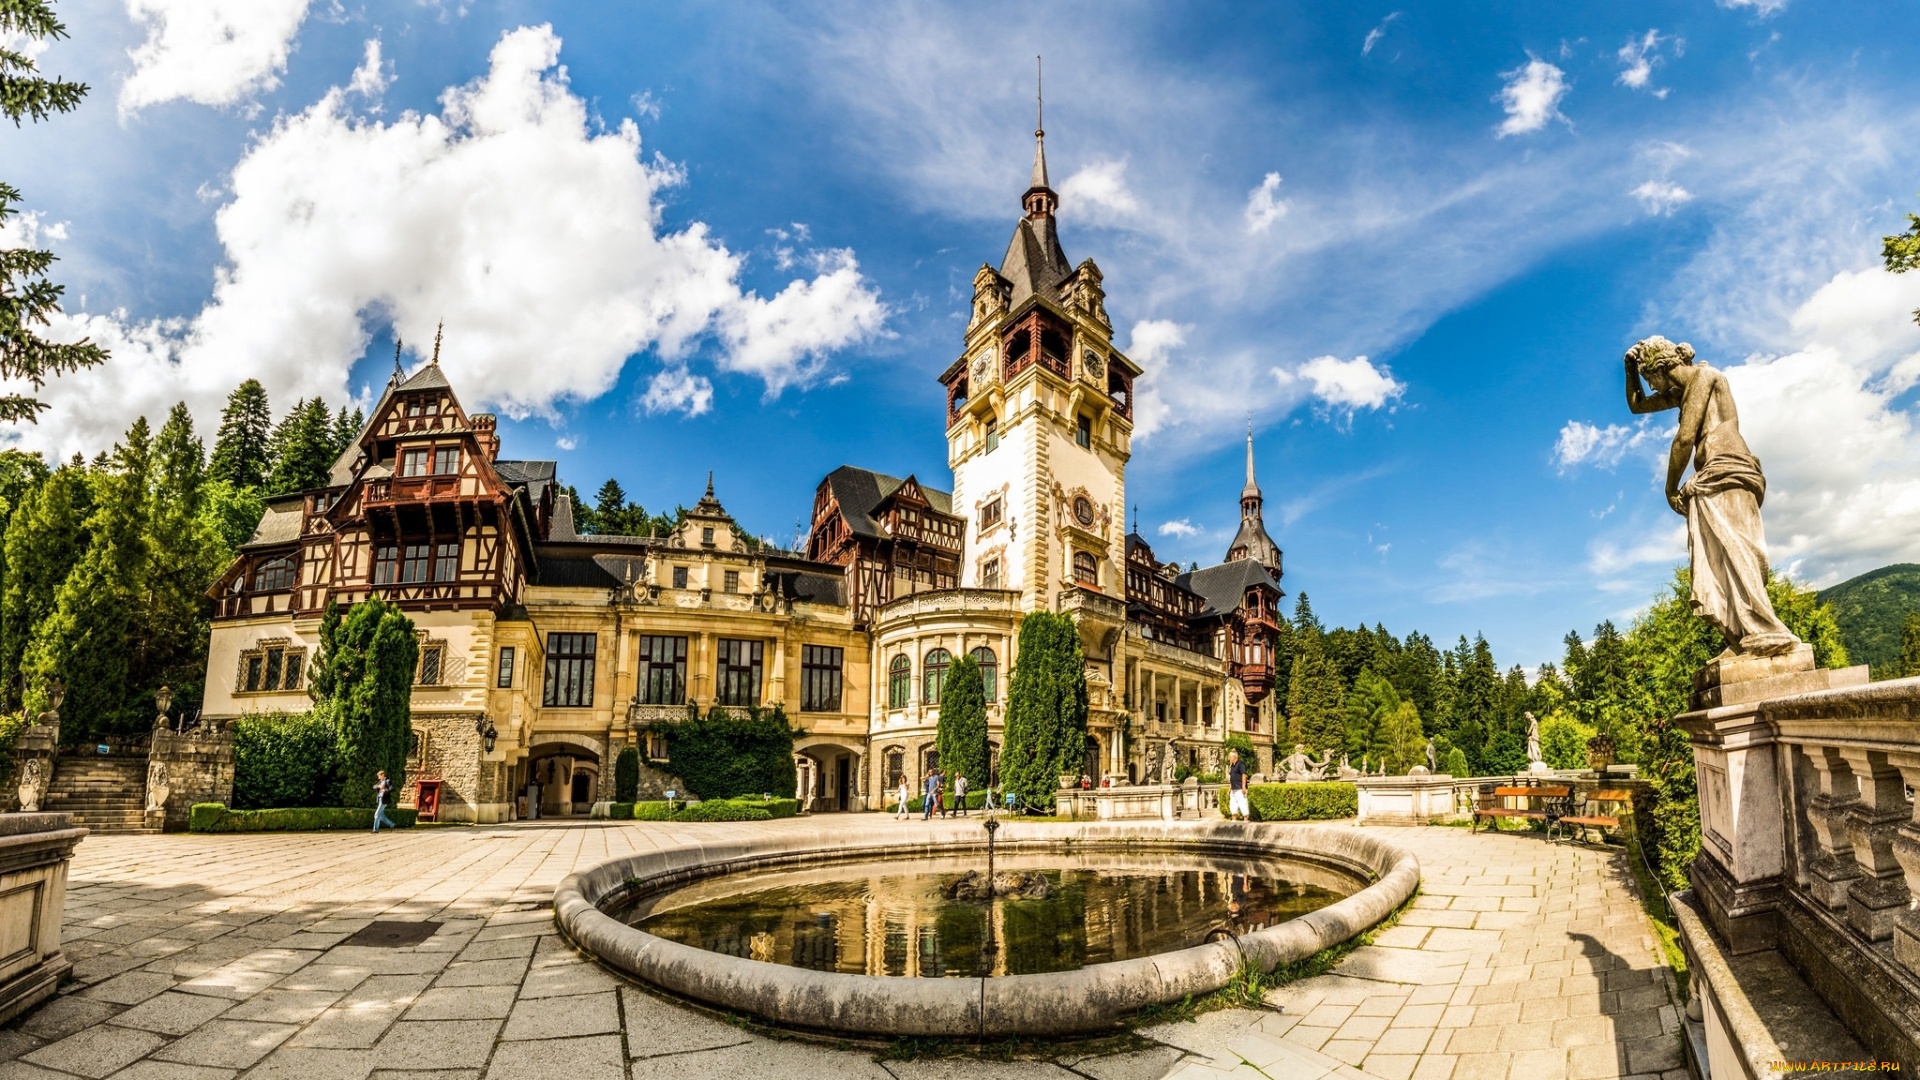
[154, 685, 174, 733]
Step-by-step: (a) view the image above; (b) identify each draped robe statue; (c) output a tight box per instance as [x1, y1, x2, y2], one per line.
[1624, 336, 1800, 659]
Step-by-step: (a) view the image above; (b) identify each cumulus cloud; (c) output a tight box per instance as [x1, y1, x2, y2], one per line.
[119, 0, 314, 115]
[1059, 160, 1140, 222]
[16, 24, 884, 458]
[1157, 518, 1200, 538]
[1494, 58, 1569, 138]
[348, 38, 392, 100]
[1275, 355, 1405, 413]
[1362, 12, 1401, 57]
[1554, 419, 1661, 470]
[1631, 179, 1693, 215]
[642, 367, 714, 417]
[1718, 0, 1789, 13]
[1243, 172, 1287, 234]
[1615, 30, 1674, 96]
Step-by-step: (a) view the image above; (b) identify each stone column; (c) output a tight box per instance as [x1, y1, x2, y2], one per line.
[1838, 748, 1909, 941]
[1887, 756, 1920, 973]
[1803, 745, 1863, 912]
[1676, 703, 1788, 955]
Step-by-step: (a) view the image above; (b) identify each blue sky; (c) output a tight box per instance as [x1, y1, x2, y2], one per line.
[6, 0, 1920, 669]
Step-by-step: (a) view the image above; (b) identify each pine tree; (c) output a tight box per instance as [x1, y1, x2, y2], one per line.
[330, 404, 361, 460]
[935, 652, 988, 796]
[999, 611, 1088, 810]
[267, 398, 335, 495]
[1902, 612, 1920, 678]
[209, 379, 272, 489]
[140, 403, 222, 703]
[594, 479, 628, 533]
[0, 462, 84, 706]
[1342, 669, 1400, 762]
[0, 0, 105, 423]
[325, 598, 418, 808]
[563, 484, 597, 534]
[24, 417, 152, 737]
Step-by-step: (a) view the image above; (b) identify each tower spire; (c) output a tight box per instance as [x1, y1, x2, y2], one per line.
[1243, 417, 1258, 496]
[1023, 56, 1056, 217]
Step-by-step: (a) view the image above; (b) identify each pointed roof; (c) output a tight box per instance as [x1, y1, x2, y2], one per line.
[1029, 128, 1051, 193]
[690, 471, 730, 519]
[1001, 209, 1070, 308]
[396, 363, 450, 392]
[1242, 422, 1261, 500]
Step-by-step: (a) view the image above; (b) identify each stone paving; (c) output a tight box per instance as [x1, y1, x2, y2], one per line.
[0, 816, 1682, 1080]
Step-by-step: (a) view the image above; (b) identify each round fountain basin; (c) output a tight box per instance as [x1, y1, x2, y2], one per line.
[622, 849, 1357, 978]
[553, 819, 1419, 1037]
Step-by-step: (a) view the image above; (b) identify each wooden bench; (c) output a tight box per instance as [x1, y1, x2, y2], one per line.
[1558, 789, 1634, 844]
[1471, 784, 1574, 839]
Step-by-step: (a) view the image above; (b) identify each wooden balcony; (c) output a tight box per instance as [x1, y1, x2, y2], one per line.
[366, 475, 463, 505]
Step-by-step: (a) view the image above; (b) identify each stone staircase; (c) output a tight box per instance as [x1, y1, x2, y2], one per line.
[43, 755, 155, 834]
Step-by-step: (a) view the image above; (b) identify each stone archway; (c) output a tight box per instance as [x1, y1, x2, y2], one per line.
[525, 735, 605, 818]
[794, 737, 864, 812]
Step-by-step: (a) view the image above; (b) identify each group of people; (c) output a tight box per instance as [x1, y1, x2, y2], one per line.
[893, 768, 1021, 819]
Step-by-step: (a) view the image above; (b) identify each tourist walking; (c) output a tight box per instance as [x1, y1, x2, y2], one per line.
[954, 773, 969, 817]
[1227, 750, 1249, 821]
[372, 770, 398, 833]
[895, 776, 912, 820]
[922, 768, 939, 820]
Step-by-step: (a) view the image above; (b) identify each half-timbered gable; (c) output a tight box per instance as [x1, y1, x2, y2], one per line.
[805, 465, 963, 626]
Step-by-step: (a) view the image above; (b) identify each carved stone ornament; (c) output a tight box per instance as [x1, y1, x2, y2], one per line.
[146, 761, 170, 812]
[16, 758, 43, 813]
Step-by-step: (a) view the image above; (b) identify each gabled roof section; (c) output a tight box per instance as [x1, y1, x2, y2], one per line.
[1176, 559, 1281, 619]
[820, 465, 955, 540]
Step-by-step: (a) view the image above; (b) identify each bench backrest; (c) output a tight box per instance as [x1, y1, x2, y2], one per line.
[1588, 789, 1634, 802]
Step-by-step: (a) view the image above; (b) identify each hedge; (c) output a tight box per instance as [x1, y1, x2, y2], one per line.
[1217, 782, 1357, 821]
[188, 803, 418, 832]
[723, 797, 798, 819]
[608, 802, 635, 820]
[633, 801, 675, 821]
[233, 710, 340, 810]
[671, 801, 772, 822]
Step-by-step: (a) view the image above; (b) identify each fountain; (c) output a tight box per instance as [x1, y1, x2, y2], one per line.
[554, 814, 1418, 1037]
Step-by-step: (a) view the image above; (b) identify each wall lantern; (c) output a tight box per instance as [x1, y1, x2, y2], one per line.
[482, 722, 498, 754]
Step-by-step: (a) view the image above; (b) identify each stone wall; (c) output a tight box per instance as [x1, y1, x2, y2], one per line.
[633, 757, 689, 801]
[407, 713, 486, 822]
[147, 728, 235, 832]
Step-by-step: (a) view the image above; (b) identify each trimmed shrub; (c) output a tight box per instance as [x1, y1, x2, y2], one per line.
[650, 704, 800, 800]
[233, 709, 340, 809]
[633, 801, 675, 821]
[188, 803, 418, 832]
[671, 801, 772, 823]
[935, 654, 989, 793]
[723, 797, 799, 819]
[608, 802, 635, 820]
[1000, 611, 1089, 811]
[613, 746, 641, 803]
[1216, 782, 1357, 822]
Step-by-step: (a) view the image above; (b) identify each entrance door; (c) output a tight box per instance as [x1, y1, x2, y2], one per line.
[836, 757, 851, 811]
[571, 772, 591, 809]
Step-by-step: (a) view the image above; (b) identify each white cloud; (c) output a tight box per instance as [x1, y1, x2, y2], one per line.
[1243, 172, 1288, 235]
[348, 38, 392, 100]
[1587, 522, 1688, 577]
[1362, 12, 1401, 57]
[1631, 179, 1693, 215]
[1059, 160, 1139, 222]
[1553, 419, 1662, 470]
[1158, 519, 1201, 538]
[119, 0, 314, 115]
[642, 367, 714, 417]
[1494, 58, 1569, 138]
[1615, 30, 1668, 92]
[0, 210, 67, 248]
[1718, 0, 1789, 14]
[15, 24, 884, 459]
[555, 435, 577, 451]
[1, 26, 50, 65]
[1276, 355, 1405, 413]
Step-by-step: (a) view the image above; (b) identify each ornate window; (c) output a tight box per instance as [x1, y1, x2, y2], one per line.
[1073, 551, 1099, 586]
[416, 633, 447, 686]
[497, 647, 515, 688]
[801, 645, 843, 713]
[716, 638, 764, 707]
[979, 497, 1002, 531]
[543, 633, 596, 707]
[701, 527, 715, 545]
[637, 635, 687, 705]
[922, 746, 940, 777]
[885, 748, 906, 790]
[251, 555, 297, 592]
[980, 557, 1001, 591]
[723, 570, 741, 594]
[401, 544, 430, 584]
[970, 646, 998, 700]
[923, 648, 952, 706]
[888, 655, 910, 708]
[672, 566, 689, 589]
[237, 640, 305, 693]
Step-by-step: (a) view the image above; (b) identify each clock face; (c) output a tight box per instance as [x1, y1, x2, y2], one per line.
[1074, 496, 1095, 526]
[1082, 349, 1105, 379]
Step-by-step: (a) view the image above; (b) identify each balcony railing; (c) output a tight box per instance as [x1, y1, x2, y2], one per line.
[366, 475, 462, 504]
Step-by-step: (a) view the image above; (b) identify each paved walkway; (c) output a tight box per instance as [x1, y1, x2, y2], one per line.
[0, 817, 1682, 1080]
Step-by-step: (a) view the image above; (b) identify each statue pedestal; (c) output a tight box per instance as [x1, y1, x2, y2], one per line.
[1526, 761, 1553, 775]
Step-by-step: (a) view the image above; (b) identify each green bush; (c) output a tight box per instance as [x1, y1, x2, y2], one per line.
[650, 704, 800, 800]
[233, 709, 340, 809]
[723, 797, 799, 819]
[188, 803, 418, 832]
[1216, 782, 1357, 821]
[613, 746, 640, 803]
[671, 801, 772, 822]
[633, 801, 675, 821]
[1000, 611, 1089, 811]
[608, 802, 635, 820]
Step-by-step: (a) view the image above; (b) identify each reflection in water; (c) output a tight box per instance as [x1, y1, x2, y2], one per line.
[628, 854, 1349, 978]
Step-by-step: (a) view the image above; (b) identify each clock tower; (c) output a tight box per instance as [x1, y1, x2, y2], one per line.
[938, 122, 1141, 615]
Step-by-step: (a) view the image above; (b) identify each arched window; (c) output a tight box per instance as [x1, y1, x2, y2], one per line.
[923, 746, 941, 776]
[888, 655, 910, 709]
[923, 648, 952, 706]
[1073, 551, 1098, 586]
[885, 748, 905, 790]
[252, 555, 297, 592]
[970, 646, 998, 700]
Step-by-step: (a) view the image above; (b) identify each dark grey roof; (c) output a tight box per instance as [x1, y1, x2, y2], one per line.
[1176, 559, 1280, 619]
[530, 550, 609, 588]
[1001, 215, 1071, 308]
[1226, 515, 1283, 575]
[549, 493, 577, 540]
[820, 465, 954, 540]
[493, 459, 555, 512]
[397, 363, 451, 392]
[240, 498, 305, 550]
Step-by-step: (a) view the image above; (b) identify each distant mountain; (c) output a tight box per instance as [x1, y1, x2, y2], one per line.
[1817, 564, 1920, 675]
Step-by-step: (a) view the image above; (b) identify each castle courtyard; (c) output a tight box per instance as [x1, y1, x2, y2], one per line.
[0, 818, 1687, 1080]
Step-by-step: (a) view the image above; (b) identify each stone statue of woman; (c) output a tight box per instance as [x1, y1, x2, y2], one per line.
[1625, 336, 1800, 659]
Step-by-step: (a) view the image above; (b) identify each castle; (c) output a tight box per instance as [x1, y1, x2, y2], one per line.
[201, 124, 1288, 821]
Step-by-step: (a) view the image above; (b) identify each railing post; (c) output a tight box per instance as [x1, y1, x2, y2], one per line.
[1837, 748, 1910, 941]
[1803, 745, 1863, 912]
[1889, 756, 1920, 973]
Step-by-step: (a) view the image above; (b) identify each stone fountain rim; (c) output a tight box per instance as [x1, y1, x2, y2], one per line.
[552, 819, 1419, 1038]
